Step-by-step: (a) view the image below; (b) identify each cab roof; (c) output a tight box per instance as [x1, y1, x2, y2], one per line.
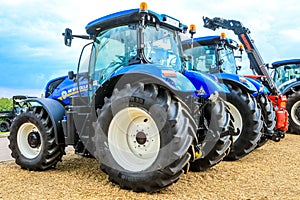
[272, 59, 300, 68]
[182, 35, 238, 50]
[85, 8, 182, 35]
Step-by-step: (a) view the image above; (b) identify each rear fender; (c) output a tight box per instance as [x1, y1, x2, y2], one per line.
[97, 64, 196, 99]
[282, 82, 300, 96]
[214, 73, 257, 94]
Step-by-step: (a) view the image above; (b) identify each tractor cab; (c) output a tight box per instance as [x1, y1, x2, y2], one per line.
[183, 35, 239, 74]
[63, 4, 194, 106]
[182, 34, 260, 94]
[271, 59, 300, 92]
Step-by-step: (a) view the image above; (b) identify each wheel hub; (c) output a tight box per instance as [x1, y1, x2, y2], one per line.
[27, 131, 41, 148]
[136, 131, 147, 145]
[17, 122, 43, 159]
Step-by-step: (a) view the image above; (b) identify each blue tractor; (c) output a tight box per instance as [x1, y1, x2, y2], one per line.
[182, 32, 266, 160]
[8, 3, 232, 192]
[45, 10, 233, 173]
[202, 16, 289, 136]
[271, 59, 300, 134]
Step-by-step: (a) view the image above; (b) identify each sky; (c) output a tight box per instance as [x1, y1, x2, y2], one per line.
[0, 0, 299, 98]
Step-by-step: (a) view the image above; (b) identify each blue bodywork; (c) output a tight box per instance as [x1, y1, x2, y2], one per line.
[184, 70, 230, 98]
[246, 77, 270, 95]
[44, 64, 197, 105]
[214, 73, 257, 93]
[111, 64, 195, 92]
[182, 36, 265, 97]
[45, 75, 88, 105]
[85, 8, 183, 35]
[272, 59, 300, 67]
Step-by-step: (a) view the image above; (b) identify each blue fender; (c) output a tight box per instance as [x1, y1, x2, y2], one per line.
[23, 98, 66, 145]
[245, 77, 266, 96]
[214, 73, 257, 94]
[101, 64, 196, 98]
[281, 81, 300, 95]
[183, 70, 230, 98]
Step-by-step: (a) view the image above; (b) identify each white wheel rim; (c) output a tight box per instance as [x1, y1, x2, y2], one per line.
[108, 107, 160, 172]
[225, 101, 243, 143]
[291, 101, 300, 126]
[17, 123, 42, 159]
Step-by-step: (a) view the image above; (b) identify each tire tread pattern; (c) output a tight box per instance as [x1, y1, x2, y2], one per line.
[9, 107, 64, 170]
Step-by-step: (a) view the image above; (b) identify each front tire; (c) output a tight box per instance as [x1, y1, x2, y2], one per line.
[287, 92, 300, 134]
[0, 121, 10, 132]
[189, 98, 231, 171]
[92, 83, 196, 192]
[9, 107, 64, 170]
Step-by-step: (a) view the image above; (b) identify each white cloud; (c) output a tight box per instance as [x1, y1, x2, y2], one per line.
[280, 27, 300, 43]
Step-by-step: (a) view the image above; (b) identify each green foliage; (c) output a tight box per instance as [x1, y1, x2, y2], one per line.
[0, 98, 13, 111]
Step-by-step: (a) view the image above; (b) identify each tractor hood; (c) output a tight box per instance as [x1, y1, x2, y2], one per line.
[183, 70, 230, 98]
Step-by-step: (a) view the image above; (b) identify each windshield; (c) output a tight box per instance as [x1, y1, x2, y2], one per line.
[184, 45, 217, 73]
[273, 63, 300, 87]
[218, 46, 237, 74]
[89, 24, 183, 86]
[144, 26, 183, 71]
[184, 43, 238, 74]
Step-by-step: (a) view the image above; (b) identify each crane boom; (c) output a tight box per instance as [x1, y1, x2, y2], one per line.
[203, 16, 280, 95]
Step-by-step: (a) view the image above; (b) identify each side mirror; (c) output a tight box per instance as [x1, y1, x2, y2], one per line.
[63, 28, 73, 47]
[68, 71, 75, 80]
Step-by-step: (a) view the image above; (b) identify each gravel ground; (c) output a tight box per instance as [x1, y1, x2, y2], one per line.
[0, 134, 299, 200]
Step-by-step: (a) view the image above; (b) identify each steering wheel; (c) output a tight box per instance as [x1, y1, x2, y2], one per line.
[101, 55, 127, 79]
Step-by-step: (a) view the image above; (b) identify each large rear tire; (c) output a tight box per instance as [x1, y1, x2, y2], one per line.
[223, 85, 263, 160]
[92, 83, 196, 192]
[287, 92, 300, 134]
[9, 107, 64, 170]
[189, 98, 231, 171]
[0, 121, 10, 132]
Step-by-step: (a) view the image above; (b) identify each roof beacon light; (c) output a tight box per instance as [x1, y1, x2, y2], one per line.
[189, 24, 196, 34]
[189, 24, 196, 39]
[238, 43, 244, 57]
[220, 32, 226, 39]
[239, 44, 244, 50]
[140, 2, 148, 13]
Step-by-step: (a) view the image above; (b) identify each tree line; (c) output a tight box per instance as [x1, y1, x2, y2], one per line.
[0, 98, 13, 111]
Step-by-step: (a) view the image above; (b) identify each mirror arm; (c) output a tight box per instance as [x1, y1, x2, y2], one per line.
[62, 33, 92, 40]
